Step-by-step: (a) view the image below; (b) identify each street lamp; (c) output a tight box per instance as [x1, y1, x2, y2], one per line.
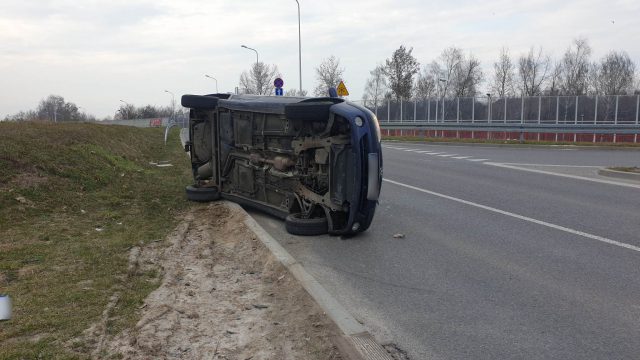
[164, 90, 175, 122]
[486, 93, 492, 122]
[241, 45, 259, 65]
[119, 99, 130, 119]
[205, 75, 219, 93]
[294, 0, 302, 94]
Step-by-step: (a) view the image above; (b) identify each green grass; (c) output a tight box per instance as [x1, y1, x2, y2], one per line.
[382, 135, 640, 147]
[0, 122, 192, 358]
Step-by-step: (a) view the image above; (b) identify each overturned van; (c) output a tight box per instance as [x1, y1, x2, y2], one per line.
[182, 94, 382, 236]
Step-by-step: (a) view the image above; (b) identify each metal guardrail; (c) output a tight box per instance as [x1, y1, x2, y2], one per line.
[380, 122, 640, 135]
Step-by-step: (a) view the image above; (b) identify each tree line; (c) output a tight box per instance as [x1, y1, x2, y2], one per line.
[3, 95, 96, 122]
[363, 39, 638, 107]
[3, 95, 184, 122]
[237, 38, 638, 104]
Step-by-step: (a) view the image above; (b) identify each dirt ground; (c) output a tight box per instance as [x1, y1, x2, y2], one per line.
[82, 202, 343, 359]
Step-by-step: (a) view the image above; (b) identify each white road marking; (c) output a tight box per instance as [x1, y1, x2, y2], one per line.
[496, 162, 603, 168]
[437, 154, 458, 157]
[415, 151, 433, 153]
[485, 162, 640, 189]
[425, 152, 442, 155]
[384, 178, 640, 253]
[404, 149, 419, 152]
[467, 158, 489, 162]
[453, 156, 471, 159]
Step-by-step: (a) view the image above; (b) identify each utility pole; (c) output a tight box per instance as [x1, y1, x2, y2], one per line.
[295, 0, 302, 94]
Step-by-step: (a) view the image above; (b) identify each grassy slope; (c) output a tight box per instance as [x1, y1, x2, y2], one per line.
[0, 122, 192, 358]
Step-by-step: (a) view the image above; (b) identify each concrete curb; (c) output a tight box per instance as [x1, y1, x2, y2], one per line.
[233, 203, 394, 360]
[598, 168, 640, 182]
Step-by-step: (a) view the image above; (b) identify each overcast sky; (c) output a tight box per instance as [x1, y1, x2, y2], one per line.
[1, 0, 638, 118]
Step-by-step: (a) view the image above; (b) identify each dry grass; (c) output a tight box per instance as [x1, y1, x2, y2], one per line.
[0, 122, 192, 359]
[609, 167, 640, 173]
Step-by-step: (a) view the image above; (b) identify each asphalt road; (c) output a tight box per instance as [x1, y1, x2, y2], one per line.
[248, 142, 640, 360]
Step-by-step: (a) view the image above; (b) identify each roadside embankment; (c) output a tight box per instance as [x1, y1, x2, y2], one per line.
[0, 122, 344, 359]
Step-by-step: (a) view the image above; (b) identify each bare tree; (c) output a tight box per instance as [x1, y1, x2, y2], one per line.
[428, 47, 482, 97]
[517, 47, 551, 96]
[451, 53, 483, 97]
[547, 61, 563, 95]
[239, 62, 281, 95]
[491, 47, 516, 97]
[384, 45, 419, 100]
[429, 47, 463, 96]
[313, 55, 344, 97]
[594, 51, 636, 95]
[587, 62, 602, 95]
[560, 38, 592, 95]
[363, 65, 388, 109]
[414, 65, 436, 99]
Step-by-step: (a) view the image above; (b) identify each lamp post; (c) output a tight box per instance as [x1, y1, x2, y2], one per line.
[241, 45, 259, 65]
[486, 93, 492, 122]
[164, 90, 175, 123]
[294, 0, 302, 94]
[119, 99, 130, 119]
[204, 75, 219, 93]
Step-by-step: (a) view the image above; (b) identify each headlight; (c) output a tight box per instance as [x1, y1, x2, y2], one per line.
[354, 117, 364, 127]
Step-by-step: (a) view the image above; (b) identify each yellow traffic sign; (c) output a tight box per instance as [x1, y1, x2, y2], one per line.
[336, 80, 349, 97]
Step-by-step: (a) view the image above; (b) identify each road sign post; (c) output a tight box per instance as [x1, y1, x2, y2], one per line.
[274, 78, 284, 96]
[337, 80, 349, 97]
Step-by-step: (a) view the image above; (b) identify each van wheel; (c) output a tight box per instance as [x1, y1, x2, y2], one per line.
[284, 102, 332, 122]
[185, 185, 220, 202]
[181, 95, 219, 109]
[285, 213, 328, 236]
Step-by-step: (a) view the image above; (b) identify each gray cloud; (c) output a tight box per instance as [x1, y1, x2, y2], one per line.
[1, 0, 638, 118]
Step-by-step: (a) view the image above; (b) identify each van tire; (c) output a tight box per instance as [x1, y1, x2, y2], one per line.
[185, 185, 220, 202]
[285, 213, 328, 236]
[182, 95, 219, 109]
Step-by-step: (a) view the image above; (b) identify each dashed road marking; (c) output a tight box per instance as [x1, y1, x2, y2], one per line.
[382, 147, 491, 163]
